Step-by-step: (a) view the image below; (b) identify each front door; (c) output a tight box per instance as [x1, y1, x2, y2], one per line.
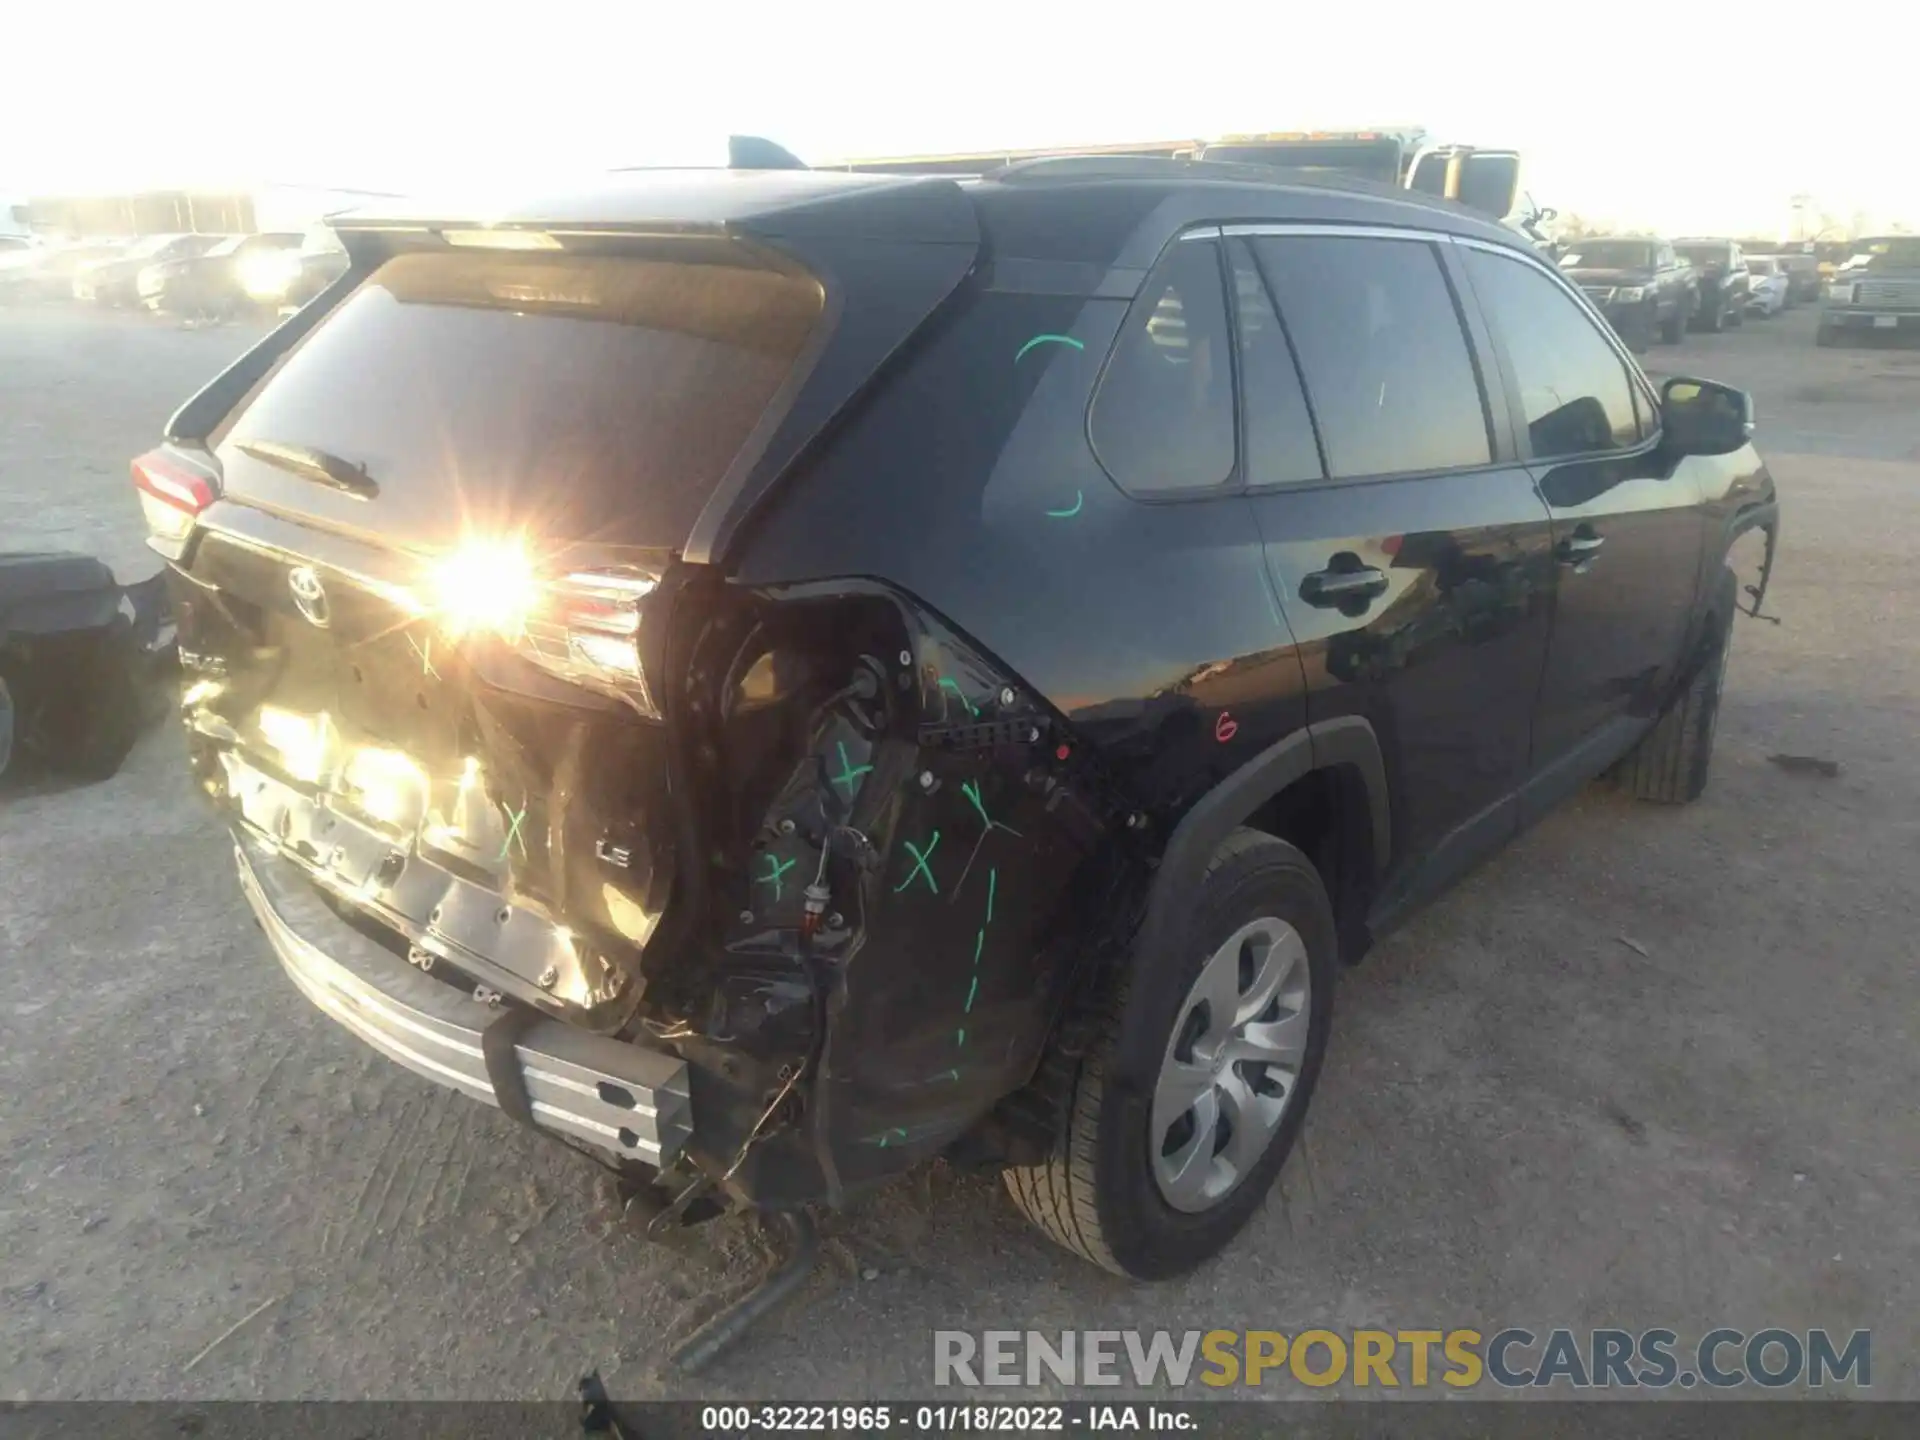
[1455, 243, 1705, 817]
[1226, 230, 1560, 919]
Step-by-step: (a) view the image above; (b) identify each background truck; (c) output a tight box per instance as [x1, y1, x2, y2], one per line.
[832, 128, 1538, 234]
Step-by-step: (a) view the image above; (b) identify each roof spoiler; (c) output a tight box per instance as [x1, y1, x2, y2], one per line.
[729, 135, 808, 171]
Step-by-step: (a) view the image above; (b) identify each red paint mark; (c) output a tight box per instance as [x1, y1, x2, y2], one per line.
[1214, 711, 1239, 744]
[1054, 744, 1072, 761]
[1381, 534, 1403, 557]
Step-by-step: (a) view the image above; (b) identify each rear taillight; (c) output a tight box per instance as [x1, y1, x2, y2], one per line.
[132, 449, 217, 543]
[522, 569, 662, 716]
[422, 539, 662, 717]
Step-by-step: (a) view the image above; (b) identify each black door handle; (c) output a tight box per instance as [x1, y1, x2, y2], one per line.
[1301, 565, 1389, 608]
[1556, 530, 1606, 565]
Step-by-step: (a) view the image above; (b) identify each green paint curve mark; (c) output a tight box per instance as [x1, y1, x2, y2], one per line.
[1014, 333, 1086, 364]
[987, 868, 997, 925]
[938, 676, 979, 718]
[1045, 490, 1084, 519]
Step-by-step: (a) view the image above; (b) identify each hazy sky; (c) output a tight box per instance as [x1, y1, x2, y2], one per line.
[4, 0, 1910, 238]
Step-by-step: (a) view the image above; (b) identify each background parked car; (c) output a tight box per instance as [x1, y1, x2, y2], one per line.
[1557, 235, 1696, 349]
[139, 232, 302, 318]
[0, 239, 126, 304]
[1774, 252, 1822, 303]
[278, 224, 351, 312]
[73, 234, 224, 307]
[1674, 239, 1751, 332]
[1744, 256, 1789, 316]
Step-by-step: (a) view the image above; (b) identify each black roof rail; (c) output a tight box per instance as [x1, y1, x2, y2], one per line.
[982, 154, 1315, 186]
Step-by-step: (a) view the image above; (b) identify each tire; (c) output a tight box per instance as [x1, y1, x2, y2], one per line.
[1615, 576, 1734, 805]
[0, 669, 15, 781]
[37, 630, 143, 782]
[1816, 325, 1840, 348]
[1659, 302, 1685, 344]
[1004, 828, 1337, 1279]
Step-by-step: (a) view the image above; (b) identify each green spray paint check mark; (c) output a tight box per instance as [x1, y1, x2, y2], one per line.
[937, 677, 978, 718]
[1045, 490, 1083, 519]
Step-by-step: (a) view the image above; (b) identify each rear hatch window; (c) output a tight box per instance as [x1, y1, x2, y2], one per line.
[214, 247, 824, 550]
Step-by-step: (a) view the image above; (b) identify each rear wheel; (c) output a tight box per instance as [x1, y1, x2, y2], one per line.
[38, 631, 143, 781]
[1816, 324, 1841, 348]
[1004, 829, 1336, 1279]
[1615, 575, 1734, 805]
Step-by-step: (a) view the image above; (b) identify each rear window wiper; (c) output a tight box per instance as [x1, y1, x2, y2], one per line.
[236, 440, 380, 500]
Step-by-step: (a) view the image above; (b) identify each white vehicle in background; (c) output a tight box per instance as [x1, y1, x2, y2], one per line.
[1745, 256, 1789, 316]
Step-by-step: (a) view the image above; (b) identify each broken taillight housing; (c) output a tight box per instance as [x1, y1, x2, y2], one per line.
[131, 449, 218, 543]
[520, 568, 663, 718]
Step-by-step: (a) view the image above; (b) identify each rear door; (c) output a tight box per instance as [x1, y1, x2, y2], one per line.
[1455, 241, 1704, 815]
[1232, 228, 1559, 920]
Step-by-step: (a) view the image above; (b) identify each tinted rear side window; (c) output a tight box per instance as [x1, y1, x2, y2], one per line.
[1251, 235, 1491, 479]
[1462, 248, 1641, 458]
[1226, 239, 1323, 487]
[1089, 236, 1236, 494]
[218, 249, 823, 546]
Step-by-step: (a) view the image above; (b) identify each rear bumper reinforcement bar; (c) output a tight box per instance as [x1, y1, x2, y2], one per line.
[235, 834, 692, 1165]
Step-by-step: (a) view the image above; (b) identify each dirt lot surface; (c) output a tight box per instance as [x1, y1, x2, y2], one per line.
[3, 303, 1917, 1402]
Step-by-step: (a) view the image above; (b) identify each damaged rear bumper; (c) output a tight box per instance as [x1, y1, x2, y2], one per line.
[235, 832, 693, 1166]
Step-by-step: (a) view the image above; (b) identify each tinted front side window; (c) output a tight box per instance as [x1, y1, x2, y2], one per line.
[1252, 235, 1491, 479]
[1463, 248, 1641, 458]
[1226, 239, 1323, 487]
[1090, 236, 1235, 493]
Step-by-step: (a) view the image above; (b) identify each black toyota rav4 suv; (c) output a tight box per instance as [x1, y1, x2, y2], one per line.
[141, 161, 1779, 1297]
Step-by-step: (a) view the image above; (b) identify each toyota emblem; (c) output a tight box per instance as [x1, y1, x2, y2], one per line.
[288, 566, 331, 628]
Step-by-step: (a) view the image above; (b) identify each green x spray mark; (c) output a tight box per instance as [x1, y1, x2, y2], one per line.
[830, 740, 873, 795]
[894, 831, 941, 894]
[757, 852, 797, 901]
[498, 803, 529, 862]
[407, 632, 440, 680]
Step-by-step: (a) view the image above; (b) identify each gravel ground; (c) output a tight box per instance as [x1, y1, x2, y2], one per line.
[2, 301, 1916, 1403]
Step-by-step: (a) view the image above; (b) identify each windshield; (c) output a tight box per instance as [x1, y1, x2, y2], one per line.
[1676, 245, 1726, 268]
[1748, 257, 1777, 274]
[1560, 241, 1653, 269]
[217, 248, 825, 548]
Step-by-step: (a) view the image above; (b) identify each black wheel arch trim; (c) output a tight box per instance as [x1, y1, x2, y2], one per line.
[1132, 716, 1390, 994]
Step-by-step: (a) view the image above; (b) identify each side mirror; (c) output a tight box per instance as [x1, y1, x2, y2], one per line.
[1661, 377, 1754, 457]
